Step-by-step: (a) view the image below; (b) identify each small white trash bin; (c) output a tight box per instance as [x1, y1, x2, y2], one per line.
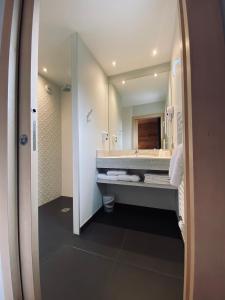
[103, 195, 115, 213]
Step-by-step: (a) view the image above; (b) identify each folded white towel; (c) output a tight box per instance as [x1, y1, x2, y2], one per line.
[118, 174, 140, 182]
[144, 174, 169, 179]
[107, 170, 127, 176]
[169, 144, 183, 187]
[144, 174, 170, 182]
[144, 176, 170, 184]
[97, 174, 118, 181]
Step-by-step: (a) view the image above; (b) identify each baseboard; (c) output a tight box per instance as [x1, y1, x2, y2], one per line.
[80, 205, 103, 232]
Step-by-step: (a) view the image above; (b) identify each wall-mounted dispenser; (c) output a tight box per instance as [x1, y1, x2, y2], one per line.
[172, 58, 181, 76]
[111, 134, 118, 144]
[166, 106, 174, 122]
[45, 84, 53, 95]
[101, 131, 109, 143]
[86, 109, 93, 122]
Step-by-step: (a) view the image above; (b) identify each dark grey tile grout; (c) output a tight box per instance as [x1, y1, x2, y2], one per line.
[70, 239, 183, 281]
[41, 229, 183, 281]
[115, 229, 183, 280]
[71, 245, 115, 263]
[120, 260, 183, 280]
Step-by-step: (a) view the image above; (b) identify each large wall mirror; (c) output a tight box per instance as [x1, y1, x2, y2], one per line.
[108, 70, 169, 151]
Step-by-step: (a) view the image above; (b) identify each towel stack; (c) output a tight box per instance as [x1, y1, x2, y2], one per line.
[169, 144, 183, 187]
[117, 174, 140, 182]
[97, 170, 140, 182]
[97, 174, 118, 181]
[144, 173, 170, 185]
[107, 170, 127, 176]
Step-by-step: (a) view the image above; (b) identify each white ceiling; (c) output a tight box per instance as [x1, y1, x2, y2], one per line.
[38, 0, 178, 86]
[114, 72, 169, 107]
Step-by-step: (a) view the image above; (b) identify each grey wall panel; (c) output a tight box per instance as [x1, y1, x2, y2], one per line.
[104, 184, 178, 214]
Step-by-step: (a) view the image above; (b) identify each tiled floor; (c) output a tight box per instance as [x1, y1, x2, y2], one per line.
[39, 197, 184, 300]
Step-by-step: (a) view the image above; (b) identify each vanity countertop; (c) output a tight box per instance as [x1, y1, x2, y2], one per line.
[96, 155, 170, 171]
[100, 155, 170, 159]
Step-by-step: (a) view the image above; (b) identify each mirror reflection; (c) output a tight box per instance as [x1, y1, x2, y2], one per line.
[109, 71, 169, 150]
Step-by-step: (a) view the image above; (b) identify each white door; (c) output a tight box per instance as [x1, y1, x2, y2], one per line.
[18, 0, 41, 299]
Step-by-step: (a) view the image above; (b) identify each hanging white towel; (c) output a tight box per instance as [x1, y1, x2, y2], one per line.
[169, 147, 178, 178]
[107, 170, 127, 176]
[169, 144, 184, 187]
[97, 174, 118, 181]
[179, 220, 185, 241]
[118, 174, 140, 182]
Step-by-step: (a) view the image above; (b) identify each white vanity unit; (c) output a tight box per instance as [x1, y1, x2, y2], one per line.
[96, 150, 178, 215]
[96, 155, 170, 172]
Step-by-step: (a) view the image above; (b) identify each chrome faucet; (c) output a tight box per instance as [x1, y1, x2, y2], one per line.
[135, 149, 138, 156]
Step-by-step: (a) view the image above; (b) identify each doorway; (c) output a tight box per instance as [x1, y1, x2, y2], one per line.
[133, 115, 163, 149]
[36, 1, 184, 298]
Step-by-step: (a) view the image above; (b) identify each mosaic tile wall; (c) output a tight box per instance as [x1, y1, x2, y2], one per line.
[38, 76, 62, 205]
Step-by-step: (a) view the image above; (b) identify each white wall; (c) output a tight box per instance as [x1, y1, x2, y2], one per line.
[109, 84, 123, 150]
[122, 106, 133, 150]
[75, 35, 109, 226]
[61, 91, 73, 197]
[38, 76, 62, 205]
[122, 101, 165, 149]
[132, 101, 165, 117]
[167, 16, 183, 148]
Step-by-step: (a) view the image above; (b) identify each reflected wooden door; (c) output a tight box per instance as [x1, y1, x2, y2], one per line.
[137, 117, 161, 149]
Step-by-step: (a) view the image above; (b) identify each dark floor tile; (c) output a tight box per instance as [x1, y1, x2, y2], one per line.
[39, 197, 184, 299]
[95, 204, 182, 239]
[103, 262, 183, 300]
[39, 225, 72, 262]
[39, 197, 73, 232]
[39, 198, 125, 260]
[118, 229, 184, 278]
[40, 245, 115, 300]
[39, 197, 74, 261]
[71, 222, 125, 258]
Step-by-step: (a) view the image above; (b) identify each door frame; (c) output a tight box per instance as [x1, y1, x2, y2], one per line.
[0, 1, 23, 299]
[18, 0, 41, 299]
[179, 0, 225, 299]
[2, 0, 225, 299]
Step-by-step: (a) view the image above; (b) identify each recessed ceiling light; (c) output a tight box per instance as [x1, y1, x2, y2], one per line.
[43, 67, 47, 73]
[152, 49, 158, 56]
[122, 80, 126, 85]
[112, 61, 116, 67]
[154, 73, 158, 77]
